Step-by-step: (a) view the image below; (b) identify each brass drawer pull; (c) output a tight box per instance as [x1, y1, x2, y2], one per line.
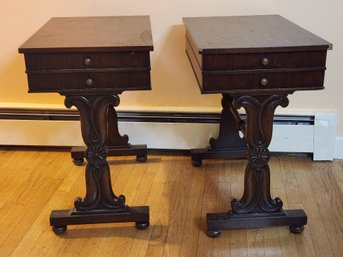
[83, 57, 92, 66]
[261, 57, 269, 66]
[260, 78, 268, 86]
[85, 78, 93, 86]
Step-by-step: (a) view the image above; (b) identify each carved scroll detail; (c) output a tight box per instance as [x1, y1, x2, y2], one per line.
[65, 95, 125, 211]
[209, 94, 246, 149]
[231, 95, 289, 214]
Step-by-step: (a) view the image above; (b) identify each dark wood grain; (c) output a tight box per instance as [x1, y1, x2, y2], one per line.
[19, 16, 153, 53]
[24, 52, 150, 70]
[18, 16, 153, 234]
[202, 51, 328, 71]
[184, 15, 330, 95]
[19, 17, 153, 94]
[26, 69, 151, 94]
[183, 15, 331, 237]
[200, 69, 325, 94]
[183, 15, 331, 54]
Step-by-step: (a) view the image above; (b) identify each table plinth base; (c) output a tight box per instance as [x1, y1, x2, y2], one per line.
[190, 94, 247, 167]
[50, 206, 149, 234]
[206, 209, 307, 237]
[71, 144, 148, 165]
[191, 146, 247, 166]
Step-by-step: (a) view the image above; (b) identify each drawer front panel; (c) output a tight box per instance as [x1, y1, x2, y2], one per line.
[202, 51, 327, 71]
[25, 52, 150, 70]
[202, 70, 325, 92]
[27, 71, 151, 93]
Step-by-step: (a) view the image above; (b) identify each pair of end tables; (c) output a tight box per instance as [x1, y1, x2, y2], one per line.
[18, 15, 331, 237]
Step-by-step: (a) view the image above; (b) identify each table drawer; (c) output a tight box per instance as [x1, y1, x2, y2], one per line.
[202, 70, 325, 93]
[26, 70, 151, 93]
[24, 52, 150, 70]
[202, 51, 327, 71]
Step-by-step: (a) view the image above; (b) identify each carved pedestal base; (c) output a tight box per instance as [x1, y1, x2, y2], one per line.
[207, 209, 306, 237]
[50, 94, 150, 234]
[206, 94, 307, 237]
[50, 206, 149, 234]
[71, 105, 147, 165]
[191, 94, 247, 167]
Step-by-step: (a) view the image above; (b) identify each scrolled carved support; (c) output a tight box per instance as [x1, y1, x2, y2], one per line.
[65, 95, 120, 146]
[106, 105, 129, 146]
[230, 94, 289, 214]
[209, 94, 246, 149]
[231, 162, 283, 213]
[64, 94, 126, 211]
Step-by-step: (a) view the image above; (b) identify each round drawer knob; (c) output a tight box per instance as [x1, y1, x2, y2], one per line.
[84, 57, 92, 66]
[261, 57, 269, 66]
[85, 78, 93, 86]
[260, 78, 268, 86]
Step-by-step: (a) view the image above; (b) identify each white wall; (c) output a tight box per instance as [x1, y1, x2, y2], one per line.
[1, 0, 342, 136]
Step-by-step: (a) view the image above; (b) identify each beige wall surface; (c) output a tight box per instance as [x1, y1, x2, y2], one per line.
[1, 0, 342, 134]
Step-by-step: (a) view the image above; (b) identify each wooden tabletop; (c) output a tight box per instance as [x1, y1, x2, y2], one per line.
[183, 15, 331, 54]
[19, 16, 153, 53]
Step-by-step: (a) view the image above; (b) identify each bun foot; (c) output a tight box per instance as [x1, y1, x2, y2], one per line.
[207, 229, 221, 238]
[136, 155, 147, 162]
[52, 226, 67, 235]
[192, 159, 202, 167]
[289, 225, 305, 234]
[135, 221, 149, 230]
[73, 158, 84, 166]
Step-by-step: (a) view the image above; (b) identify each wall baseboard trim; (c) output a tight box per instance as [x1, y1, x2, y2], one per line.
[0, 108, 314, 124]
[334, 136, 343, 159]
[314, 112, 338, 161]
[0, 108, 340, 160]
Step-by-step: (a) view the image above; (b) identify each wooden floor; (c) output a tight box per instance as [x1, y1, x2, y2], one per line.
[0, 148, 342, 257]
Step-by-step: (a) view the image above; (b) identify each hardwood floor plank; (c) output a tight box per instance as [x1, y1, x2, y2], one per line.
[292, 157, 334, 257]
[278, 156, 317, 257]
[160, 157, 195, 257]
[263, 227, 282, 257]
[179, 166, 205, 257]
[309, 161, 343, 256]
[10, 156, 82, 257]
[0, 149, 342, 257]
[145, 156, 179, 257]
[127, 156, 162, 257]
[1, 152, 70, 257]
[332, 160, 343, 194]
[196, 160, 220, 257]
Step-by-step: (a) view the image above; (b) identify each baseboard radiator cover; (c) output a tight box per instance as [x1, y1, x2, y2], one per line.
[0, 109, 338, 160]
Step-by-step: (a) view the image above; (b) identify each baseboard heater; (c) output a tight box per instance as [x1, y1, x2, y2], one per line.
[0, 108, 336, 160]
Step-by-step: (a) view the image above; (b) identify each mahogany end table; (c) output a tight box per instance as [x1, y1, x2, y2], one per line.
[19, 16, 153, 234]
[183, 15, 331, 237]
